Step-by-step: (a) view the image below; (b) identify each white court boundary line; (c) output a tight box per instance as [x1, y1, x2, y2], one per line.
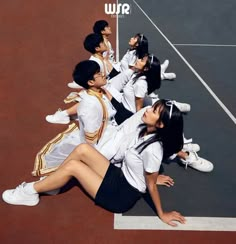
[114, 0, 236, 231]
[116, 0, 119, 62]
[131, 0, 236, 125]
[174, 44, 236, 47]
[114, 214, 236, 231]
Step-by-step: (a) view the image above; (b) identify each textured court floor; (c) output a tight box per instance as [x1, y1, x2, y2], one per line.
[1, 0, 236, 243]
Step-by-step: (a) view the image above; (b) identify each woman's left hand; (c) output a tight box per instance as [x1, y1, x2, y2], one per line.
[156, 174, 174, 187]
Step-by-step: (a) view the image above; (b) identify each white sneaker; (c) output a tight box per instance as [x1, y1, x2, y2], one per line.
[45, 109, 70, 124]
[161, 72, 176, 80]
[183, 137, 193, 144]
[2, 182, 39, 206]
[149, 91, 159, 98]
[180, 151, 214, 172]
[161, 59, 169, 73]
[174, 101, 191, 113]
[183, 143, 200, 152]
[67, 81, 83, 89]
[39, 176, 60, 195]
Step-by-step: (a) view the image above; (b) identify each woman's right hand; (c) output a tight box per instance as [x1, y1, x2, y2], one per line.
[159, 211, 186, 227]
[156, 174, 174, 187]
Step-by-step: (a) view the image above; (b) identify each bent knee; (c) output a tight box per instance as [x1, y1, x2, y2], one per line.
[74, 143, 91, 156]
[63, 159, 80, 173]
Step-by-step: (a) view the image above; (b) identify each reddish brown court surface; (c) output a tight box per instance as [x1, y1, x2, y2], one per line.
[0, 0, 236, 243]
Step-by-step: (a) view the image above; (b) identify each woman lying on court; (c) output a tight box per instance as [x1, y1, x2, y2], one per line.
[2, 99, 186, 227]
[113, 32, 176, 80]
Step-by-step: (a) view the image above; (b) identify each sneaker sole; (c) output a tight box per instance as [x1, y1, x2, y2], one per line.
[68, 84, 81, 89]
[174, 104, 191, 113]
[45, 117, 70, 124]
[189, 166, 214, 172]
[180, 161, 214, 172]
[2, 191, 39, 206]
[189, 164, 214, 172]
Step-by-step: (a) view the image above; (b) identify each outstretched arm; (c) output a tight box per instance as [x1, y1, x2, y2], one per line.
[145, 171, 186, 227]
[107, 69, 134, 92]
[135, 96, 144, 111]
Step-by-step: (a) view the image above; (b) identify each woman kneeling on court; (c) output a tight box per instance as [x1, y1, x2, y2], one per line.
[2, 99, 186, 227]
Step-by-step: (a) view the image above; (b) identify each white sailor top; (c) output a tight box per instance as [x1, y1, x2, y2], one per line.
[114, 49, 137, 72]
[77, 90, 118, 159]
[121, 132, 163, 193]
[121, 74, 148, 114]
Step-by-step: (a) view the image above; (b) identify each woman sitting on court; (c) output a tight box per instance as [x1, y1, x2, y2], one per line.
[2, 99, 186, 227]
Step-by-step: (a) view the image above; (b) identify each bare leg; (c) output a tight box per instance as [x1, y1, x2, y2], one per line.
[34, 144, 110, 198]
[66, 103, 79, 116]
[34, 159, 104, 199]
[58, 143, 110, 178]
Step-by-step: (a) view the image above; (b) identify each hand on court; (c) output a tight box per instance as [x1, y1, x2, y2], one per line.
[156, 174, 174, 187]
[159, 211, 186, 227]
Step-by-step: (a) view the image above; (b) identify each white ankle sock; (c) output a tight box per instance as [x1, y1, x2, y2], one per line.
[24, 182, 38, 194]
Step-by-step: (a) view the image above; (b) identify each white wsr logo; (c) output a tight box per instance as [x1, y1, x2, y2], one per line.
[105, 3, 130, 15]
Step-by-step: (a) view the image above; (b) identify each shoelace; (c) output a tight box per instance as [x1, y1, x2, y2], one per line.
[12, 182, 25, 194]
[185, 151, 199, 169]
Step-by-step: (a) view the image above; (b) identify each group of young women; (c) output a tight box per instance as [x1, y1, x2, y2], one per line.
[2, 20, 213, 227]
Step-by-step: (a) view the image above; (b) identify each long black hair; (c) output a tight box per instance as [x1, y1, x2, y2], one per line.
[136, 99, 184, 159]
[130, 33, 149, 59]
[133, 54, 161, 94]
